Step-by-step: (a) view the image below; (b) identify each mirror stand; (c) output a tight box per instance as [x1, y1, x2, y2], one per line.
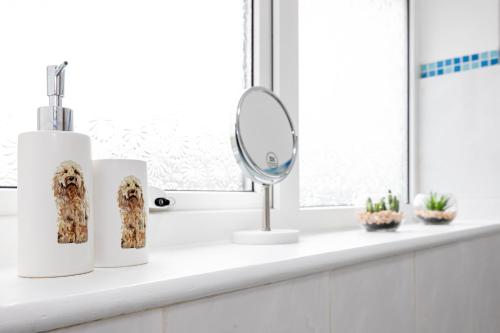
[231, 86, 299, 245]
[262, 184, 271, 232]
[233, 184, 299, 245]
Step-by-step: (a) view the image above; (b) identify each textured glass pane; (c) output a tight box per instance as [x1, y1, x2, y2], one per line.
[0, 0, 250, 191]
[299, 0, 408, 207]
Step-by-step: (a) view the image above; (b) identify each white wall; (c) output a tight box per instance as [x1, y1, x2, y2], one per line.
[415, 0, 500, 219]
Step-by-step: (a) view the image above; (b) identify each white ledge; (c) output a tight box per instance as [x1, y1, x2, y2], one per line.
[1, 220, 500, 332]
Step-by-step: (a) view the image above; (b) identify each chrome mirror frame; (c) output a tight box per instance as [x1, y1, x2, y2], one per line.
[230, 86, 298, 186]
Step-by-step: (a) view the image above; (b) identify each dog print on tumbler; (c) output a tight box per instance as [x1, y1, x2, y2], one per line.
[53, 161, 89, 244]
[117, 176, 146, 249]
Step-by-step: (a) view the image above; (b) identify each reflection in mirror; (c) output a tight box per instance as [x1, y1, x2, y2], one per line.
[231, 87, 299, 245]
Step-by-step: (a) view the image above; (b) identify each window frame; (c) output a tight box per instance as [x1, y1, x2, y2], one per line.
[271, 0, 415, 229]
[0, 0, 416, 238]
[0, 0, 264, 213]
[160, 0, 267, 212]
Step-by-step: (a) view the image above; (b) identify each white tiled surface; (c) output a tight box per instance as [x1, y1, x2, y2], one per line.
[41, 232, 500, 333]
[50, 309, 163, 333]
[162, 273, 330, 333]
[415, 234, 500, 333]
[330, 254, 415, 333]
[4, 221, 500, 332]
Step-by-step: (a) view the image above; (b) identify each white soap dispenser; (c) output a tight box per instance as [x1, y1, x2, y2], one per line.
[18, 62, 94, 277]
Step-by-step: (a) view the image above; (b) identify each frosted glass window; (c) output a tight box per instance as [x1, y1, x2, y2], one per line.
[299, 0, 408, 207]
[0, 0, 251, 191]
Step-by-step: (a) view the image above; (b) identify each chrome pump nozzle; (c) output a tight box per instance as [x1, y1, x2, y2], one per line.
[37, 61, 73, 131]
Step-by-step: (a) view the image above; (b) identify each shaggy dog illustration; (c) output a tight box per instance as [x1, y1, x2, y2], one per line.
[53, 160, 88, 244]
[117, 176, 146, 249]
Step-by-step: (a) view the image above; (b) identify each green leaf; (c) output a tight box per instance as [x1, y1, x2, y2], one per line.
[380, 197, 387, 211]
[425, 192, 449, 211]
[366, 198, 374, 213]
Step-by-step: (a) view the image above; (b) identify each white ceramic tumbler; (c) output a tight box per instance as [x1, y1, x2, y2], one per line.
[18, 131, 94, 277]
[93, 159, 148, 267]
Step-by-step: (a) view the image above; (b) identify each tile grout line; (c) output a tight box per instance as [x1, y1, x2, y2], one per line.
[329, 270, 334, 333]
[413, 251, 417, 333]
[161, 307, 168, 333]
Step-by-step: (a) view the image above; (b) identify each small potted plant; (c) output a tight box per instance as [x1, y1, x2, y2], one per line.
[358, 190, 403, 232]
[414, 192, 457, 225]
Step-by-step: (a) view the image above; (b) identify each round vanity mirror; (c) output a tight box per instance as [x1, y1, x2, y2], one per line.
[233, 87, 297, 185]
[231, 87, 299, 245]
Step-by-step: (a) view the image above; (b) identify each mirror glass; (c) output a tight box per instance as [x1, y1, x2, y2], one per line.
[232, 87, 297, 185]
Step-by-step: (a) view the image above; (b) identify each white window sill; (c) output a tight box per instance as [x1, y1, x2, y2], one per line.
[1, 220, 500, 332]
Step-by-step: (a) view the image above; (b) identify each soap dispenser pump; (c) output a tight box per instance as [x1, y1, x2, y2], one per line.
[18, 62, 94, 278]
[37, 61, 73, 131]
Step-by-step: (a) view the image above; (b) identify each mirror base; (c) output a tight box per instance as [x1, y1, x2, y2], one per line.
[233, 229, 299, 245]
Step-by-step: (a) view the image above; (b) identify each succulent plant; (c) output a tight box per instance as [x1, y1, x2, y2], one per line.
[425, 192, 449, 211]
[388, 190, 400, 212]
[366, 190, 400, 213]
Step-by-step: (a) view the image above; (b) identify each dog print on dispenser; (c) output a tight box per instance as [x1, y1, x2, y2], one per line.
[117, 176, 146, 249]
[53, 161, 89, 244]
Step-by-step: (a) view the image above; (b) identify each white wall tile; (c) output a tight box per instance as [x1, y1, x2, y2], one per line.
[329, 254, 415, 333]
[415, 0, 499, 62]
[415, 235, 500, 333]
[418, 66, 500, 219]
[162, 273, 330, 333]
[49, 309, 163, 333]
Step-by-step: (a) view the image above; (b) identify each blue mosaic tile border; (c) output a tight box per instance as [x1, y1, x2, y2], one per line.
[420, 50, 499, 79]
